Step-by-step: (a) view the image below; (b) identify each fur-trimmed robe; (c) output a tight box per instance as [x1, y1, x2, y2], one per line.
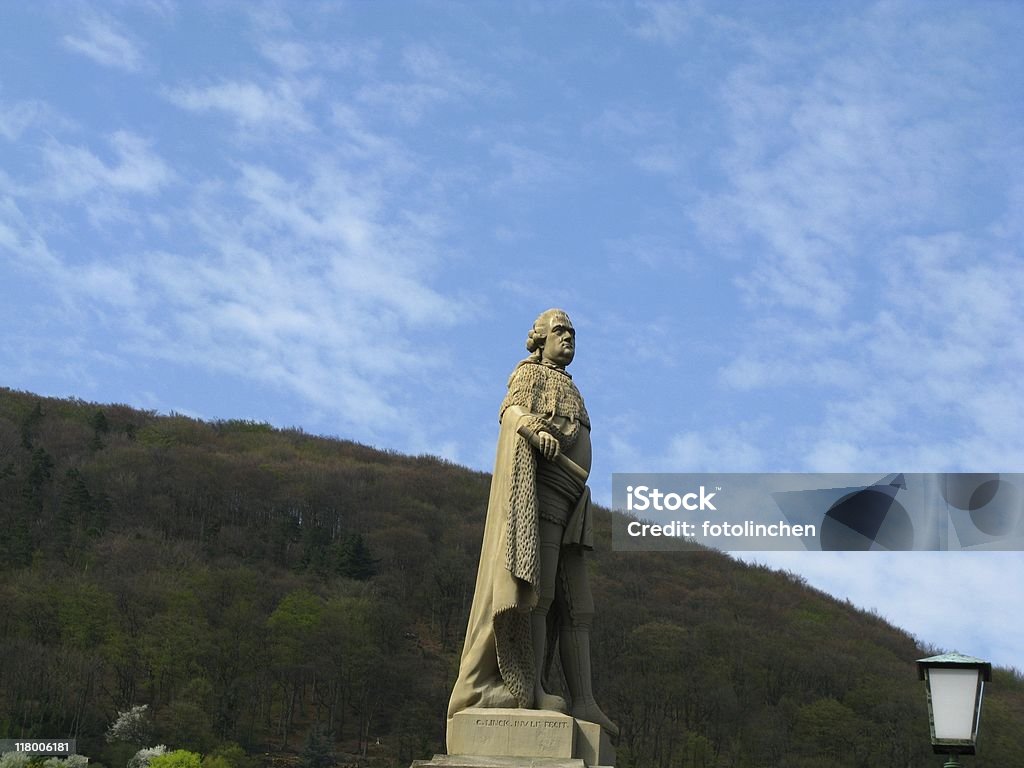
[447, 361, 593, 722]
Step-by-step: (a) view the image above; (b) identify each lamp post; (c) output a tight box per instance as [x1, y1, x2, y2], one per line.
[916, 652, 992, 768]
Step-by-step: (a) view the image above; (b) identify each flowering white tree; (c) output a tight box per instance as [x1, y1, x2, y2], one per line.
[0, 753, 30, 768]
[1, 753, 89, 768]
[128, 745, 167, 768]
[42, 757, 89, 768]
[107, 704, 152, 746]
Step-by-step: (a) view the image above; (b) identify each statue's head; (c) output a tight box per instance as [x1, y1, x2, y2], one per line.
[526, 308, 575, 368]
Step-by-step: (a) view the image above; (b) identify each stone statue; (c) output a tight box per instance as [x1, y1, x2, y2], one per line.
[448, 308, 618, 739]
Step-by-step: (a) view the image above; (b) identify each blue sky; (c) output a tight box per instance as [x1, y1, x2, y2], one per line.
[2, 2, 1022, 671]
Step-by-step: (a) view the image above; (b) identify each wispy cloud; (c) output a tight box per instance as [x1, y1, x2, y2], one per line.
[609, 420, 768, 476]
[605, 232, 695, 272]
[40, 131, 173, 199]
[164, 78, 315, 133]
[356, 44, 482, 124]
[329, 105, 412, 172]
[62, 15, 143, 72]
[630, 0, 700, 43]
[0, 197, 64, 276]
[665, 426, 766, 471]
[258, 39, 313, 72]
[0, 99, 53, 142]
[260, 37, 379, 76]
[588, 106, 689, 175]
[487, 142, 569, 196]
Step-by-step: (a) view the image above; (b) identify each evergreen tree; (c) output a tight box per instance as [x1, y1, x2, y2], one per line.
[335, 533, 377, 580]
[23, 446, 54, 516]
[20, 401, 44, 448]
[91, 409, 109, 450]
[300, 723, 335, 768]
[58, 468, 92, 553]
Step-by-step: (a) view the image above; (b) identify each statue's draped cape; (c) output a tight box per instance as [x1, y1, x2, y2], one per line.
[447, 361, 592, 719]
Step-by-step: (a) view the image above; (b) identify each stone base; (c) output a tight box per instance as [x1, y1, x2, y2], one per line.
[573, 719, 615, 768]
[445, 708, 614, 768]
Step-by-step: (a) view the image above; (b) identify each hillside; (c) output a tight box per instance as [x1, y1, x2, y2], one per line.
[0, 387, 1021, 768]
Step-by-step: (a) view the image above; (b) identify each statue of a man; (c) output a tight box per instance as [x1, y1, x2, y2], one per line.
[448, 308, 618, 738]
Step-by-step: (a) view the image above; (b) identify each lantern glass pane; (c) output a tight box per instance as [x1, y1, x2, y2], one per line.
[929, 668, 979, 741]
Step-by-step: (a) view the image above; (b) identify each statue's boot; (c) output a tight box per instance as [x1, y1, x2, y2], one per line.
[560, 625, 619, 739]
[531, 611, 567, 712]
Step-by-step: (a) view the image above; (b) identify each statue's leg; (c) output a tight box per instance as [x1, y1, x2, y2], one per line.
[557, 546, 619, 738]
[532, 518, 568, 712]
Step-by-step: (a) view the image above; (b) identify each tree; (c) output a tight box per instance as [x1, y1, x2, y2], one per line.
[300, 723, 335, 768]
[334, 533, 377, 580]
[58, 469, 92, 555]
[42, 757, 89, 768]
[91, 410, 109, 450]
[148, 751, 201, 768]
[128, 746, 167, 768]
[161, 678, 217, 753]
[20, 401, 44, 448]
[106, 704, 152, 746]
[200, 744, 255, 768]
[24, 446, 54, 515]
[0, 753, 31, 768]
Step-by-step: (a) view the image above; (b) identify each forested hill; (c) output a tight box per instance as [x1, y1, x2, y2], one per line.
[1, 387, 1021, 768]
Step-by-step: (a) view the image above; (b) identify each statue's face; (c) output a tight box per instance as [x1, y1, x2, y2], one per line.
[541, 314, 575, 367]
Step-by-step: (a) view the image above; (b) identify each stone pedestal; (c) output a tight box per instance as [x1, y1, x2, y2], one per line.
[573, 719, 615, 768]
[442, 708, 614, 768]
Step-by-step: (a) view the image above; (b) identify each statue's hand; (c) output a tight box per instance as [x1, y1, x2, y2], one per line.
[537, 430, 560, 461]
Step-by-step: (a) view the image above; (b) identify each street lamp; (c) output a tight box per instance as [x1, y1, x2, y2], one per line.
[917, 652, 992, 768]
